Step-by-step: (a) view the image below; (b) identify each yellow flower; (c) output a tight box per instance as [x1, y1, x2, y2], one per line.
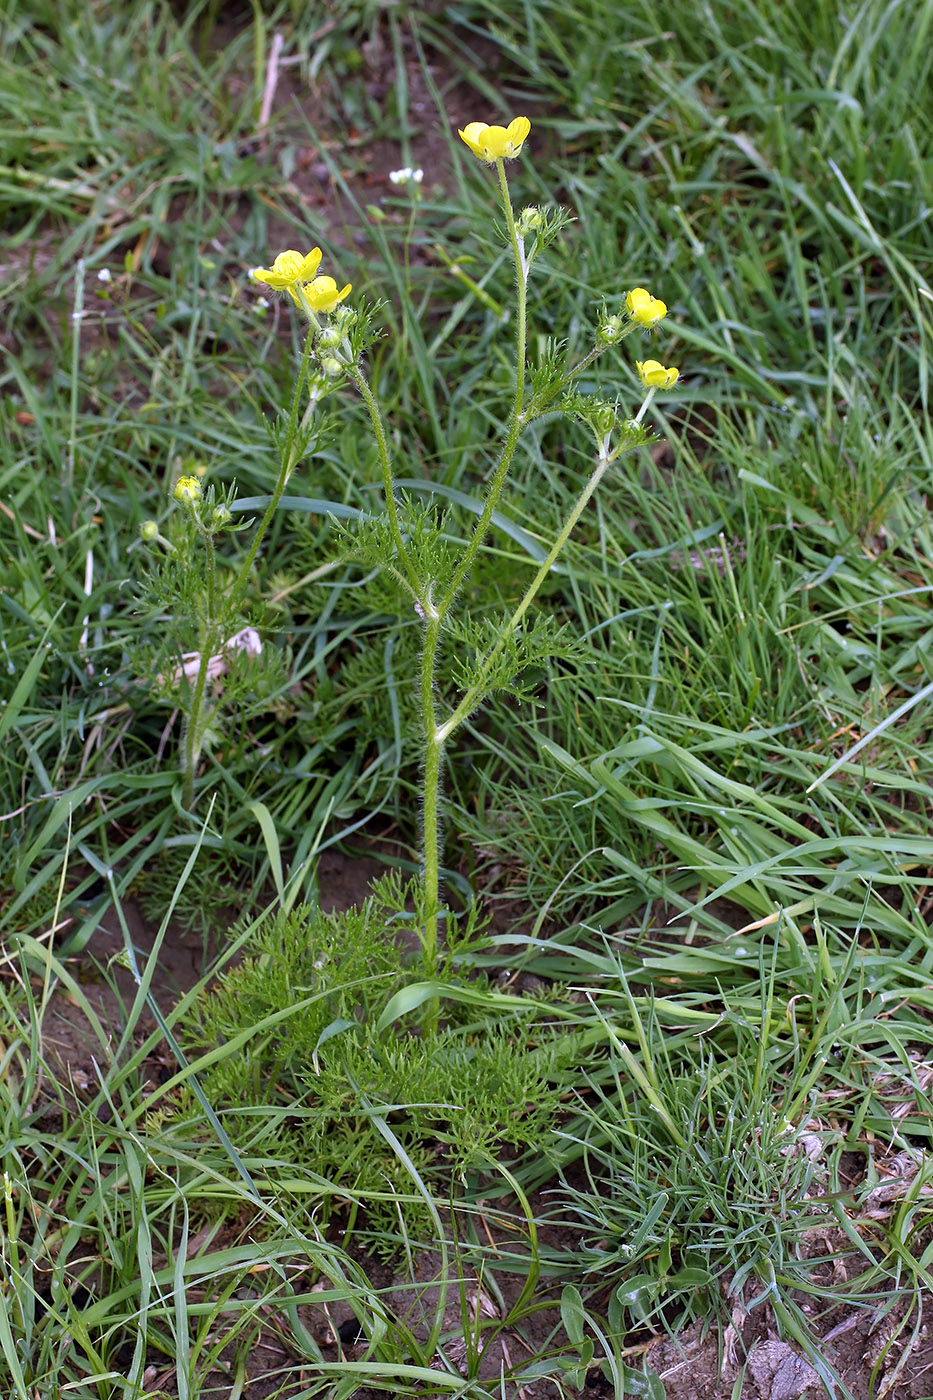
[302, 275, 352, 313]
[458, 116, 531, 163]
[173, 475, 203, 504]
[252, 248, 323, 292]
[625, 287, 667, 328]
[636, 359, 679, 389]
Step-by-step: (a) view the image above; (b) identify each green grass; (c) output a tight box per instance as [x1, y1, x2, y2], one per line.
[2, 0, 933, 1396]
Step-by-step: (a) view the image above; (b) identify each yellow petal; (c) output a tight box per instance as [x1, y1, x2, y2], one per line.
[458, 122, 490, 158]
[505, 116, 531, 153]
[253, 247, 322, 289]
[637, 359, 679, 388]
[480, 124, 511, 157]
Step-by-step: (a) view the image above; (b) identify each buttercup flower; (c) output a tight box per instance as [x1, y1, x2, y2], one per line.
[302, 275, 352, 313]
[173, 475, 203, 504]
[625, 287, 667, 328]
[636, 359, 679, 389]
[458, 116, 531, 163]
[252, 249, 322, 293]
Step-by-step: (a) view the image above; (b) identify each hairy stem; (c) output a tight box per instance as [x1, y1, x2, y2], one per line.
[437, 159, 528, 619]
[420, 605, 443, 1037]
[231, 314, 316, 610]
[347, 363, 421, 598]
[181, 611, 218, 810]
[437, 440, 615, 746]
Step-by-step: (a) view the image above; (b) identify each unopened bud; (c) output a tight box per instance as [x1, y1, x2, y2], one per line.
[173, 476, 202, 505]
[593, 404, 617, 436]
[516, 205, 543, 237]
[211, 503, 231, 529]
[139, 519, 159, 541]
[596, 314, 625, 346]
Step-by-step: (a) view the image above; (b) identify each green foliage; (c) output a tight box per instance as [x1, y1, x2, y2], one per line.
[3, 0, 933, 1392]
[555, 1014, 830, 1330]
[335, 495, 455, 608]
[449, 613, 586, 705]
[184, 879, 578, 1222]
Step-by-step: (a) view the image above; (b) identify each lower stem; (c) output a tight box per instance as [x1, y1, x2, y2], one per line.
[420, 610, 443, 1035]
[181, 614, 217, 810]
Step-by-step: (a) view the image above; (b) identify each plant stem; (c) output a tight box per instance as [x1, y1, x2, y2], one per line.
[180, 511, 220, 809]
[437, 159, 527, 619]
[347, 363, 422, 598]
[417, 159, 529, 1031]
[181, 610, 218, 810]
[437, 439, 615, 746]
[231, 394, 316, 613]
[420, 604, 443, 1031]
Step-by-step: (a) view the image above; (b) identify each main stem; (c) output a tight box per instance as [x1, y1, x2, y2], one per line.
[420, 608, 443, 1026]
[437, 160, 527, 620]
[181, 520, 218, 810]
[419, 159, 528, 1021]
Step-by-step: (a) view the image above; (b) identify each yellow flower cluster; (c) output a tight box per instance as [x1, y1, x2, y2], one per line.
[252, 248, 351, 311]
[624, 289, 679, 390]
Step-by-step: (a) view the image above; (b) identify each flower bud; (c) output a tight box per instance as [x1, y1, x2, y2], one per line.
[596, 314, 625, 346]
[319, 355, 344, 377]
[139, 519, 159, 541]
[173, 475, 202, 505]
[516, 205, 543, 236]
[592, 403, 618, 437]
[211, 503, 232, 529]
[317, 324, 343, 348]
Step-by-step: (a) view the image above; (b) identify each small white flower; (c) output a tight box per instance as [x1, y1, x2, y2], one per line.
[255, 296, 269, 310]
[97, 268, 112, 283]
[389, 166, 423, 186]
